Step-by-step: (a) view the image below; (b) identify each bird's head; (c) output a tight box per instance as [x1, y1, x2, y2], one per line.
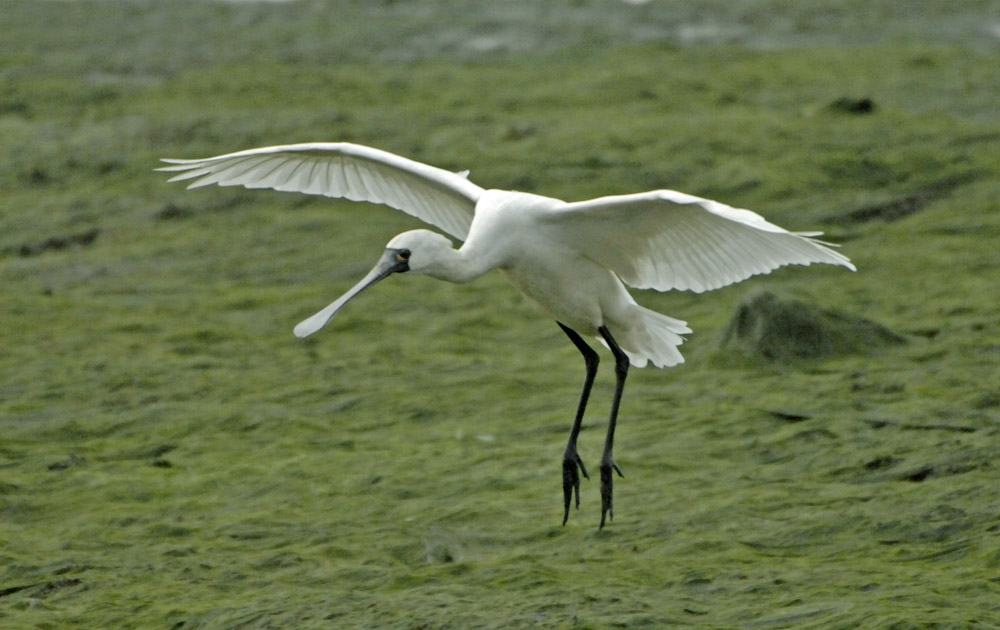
[293, 229, 455, 338]
[384, 229, 456, 276]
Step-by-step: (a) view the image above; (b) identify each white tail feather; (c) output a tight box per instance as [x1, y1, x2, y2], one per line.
[600, 307, 691, 368]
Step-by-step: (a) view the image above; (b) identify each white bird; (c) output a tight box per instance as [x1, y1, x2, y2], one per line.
[159, 142, 855, 528]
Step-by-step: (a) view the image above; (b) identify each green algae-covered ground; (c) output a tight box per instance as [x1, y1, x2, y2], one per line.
[2, 1, 1000, 628]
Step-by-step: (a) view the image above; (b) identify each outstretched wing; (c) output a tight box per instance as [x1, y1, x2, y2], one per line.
[158, 142, 483, 240]
[542, 190, 855, 293]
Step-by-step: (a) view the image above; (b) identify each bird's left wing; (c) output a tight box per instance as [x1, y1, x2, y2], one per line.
[158, 143, 483, 240]
[541, 190, 855, 293]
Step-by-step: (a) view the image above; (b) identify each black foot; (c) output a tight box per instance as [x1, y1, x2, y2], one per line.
[599, 457, 624, 529]
[562, 447, 590, 525]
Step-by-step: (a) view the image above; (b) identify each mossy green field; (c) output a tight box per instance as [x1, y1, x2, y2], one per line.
[2, 1, 999, 628]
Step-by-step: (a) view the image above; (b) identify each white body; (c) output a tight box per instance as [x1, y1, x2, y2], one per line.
[457, 190, 691, 368]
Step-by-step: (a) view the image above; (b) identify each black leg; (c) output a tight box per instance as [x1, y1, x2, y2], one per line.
[598, 326, 628, 529]
[557, 322, 598, 525]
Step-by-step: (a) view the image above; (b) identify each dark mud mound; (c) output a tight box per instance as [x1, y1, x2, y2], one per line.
[715, 291, 906, 362]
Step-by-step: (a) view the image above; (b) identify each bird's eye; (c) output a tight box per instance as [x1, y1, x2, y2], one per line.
[396, 250, 411, 262]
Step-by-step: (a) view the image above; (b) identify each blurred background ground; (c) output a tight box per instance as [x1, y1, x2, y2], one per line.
[2, 1, 999, 628]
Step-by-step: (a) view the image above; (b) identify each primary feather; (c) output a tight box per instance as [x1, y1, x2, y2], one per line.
[158, 142, 482, 240]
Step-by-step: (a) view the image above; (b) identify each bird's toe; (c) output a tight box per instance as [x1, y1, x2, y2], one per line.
[562, 450, 589, 525]
[599, 457, 623, 529]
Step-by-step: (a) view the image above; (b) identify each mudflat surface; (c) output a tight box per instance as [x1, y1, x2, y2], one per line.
[2, 1, 999, 628]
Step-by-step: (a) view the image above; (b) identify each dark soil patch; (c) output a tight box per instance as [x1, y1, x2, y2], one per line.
[715, 291, 906, 362]
[15, 228, 100, 257]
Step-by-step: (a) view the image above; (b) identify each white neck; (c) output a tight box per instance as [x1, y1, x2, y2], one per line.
[423, 246, 491, 284]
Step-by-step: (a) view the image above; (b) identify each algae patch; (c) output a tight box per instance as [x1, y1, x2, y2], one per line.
[715, 291, 906, 361]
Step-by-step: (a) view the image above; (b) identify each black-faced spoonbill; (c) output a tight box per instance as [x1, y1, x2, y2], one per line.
[160, 142, 855, 528]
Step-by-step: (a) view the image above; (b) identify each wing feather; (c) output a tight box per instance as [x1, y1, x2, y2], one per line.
[159, 142, 483, 240]
[542, 190, 855, 293]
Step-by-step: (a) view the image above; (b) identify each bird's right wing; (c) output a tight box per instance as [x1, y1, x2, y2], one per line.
[541, 190, 856, 293]
[158, 143, 484, 240]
